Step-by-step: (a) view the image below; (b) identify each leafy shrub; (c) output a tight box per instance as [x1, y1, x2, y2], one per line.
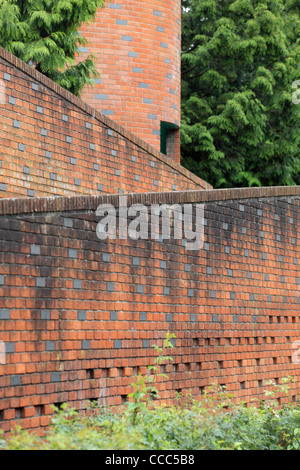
[1, 335, 300, 450]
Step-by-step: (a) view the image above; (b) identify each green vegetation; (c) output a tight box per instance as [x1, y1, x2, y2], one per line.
[0, 0, 105, 96]
[181, 0, 300, 188]
[1, 334, 300, 450]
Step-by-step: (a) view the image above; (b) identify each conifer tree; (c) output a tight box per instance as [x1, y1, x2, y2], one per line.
[0, 0, 104, 96]
[181, 0, 300, 188]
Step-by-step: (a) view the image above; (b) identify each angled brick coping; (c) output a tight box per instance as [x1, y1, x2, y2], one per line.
[0, 185, 299, 216]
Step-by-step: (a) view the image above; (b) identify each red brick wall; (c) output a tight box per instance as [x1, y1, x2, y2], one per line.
[0, 186, 299, 432]
[0, 47, 209, 200]
[79, 0, 182, 162]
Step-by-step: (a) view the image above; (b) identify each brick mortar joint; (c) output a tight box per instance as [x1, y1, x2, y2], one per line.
[0, 186, 299, 216]
[0, 46, 210, 190]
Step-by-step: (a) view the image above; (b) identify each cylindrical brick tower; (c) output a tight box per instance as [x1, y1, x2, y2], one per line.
[79, 0, 181, 163]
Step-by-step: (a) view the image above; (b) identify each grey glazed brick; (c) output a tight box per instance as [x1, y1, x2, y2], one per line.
[278, 255, 283, 262]
[10, 376, 21, 386]
[107, 282, 114, 292]
[121, 35, 133, 41]
[228, 269, 233, 277]
[157, 26, 165, 32]
[131, 155, 136, 162]
[138, 83, 148, 88]
[46, 151, 52, 159]
[41, 309, 51, 320]
[116, 19, 127, 25]
[28, 189, 34, 197]
[164, 57, 171, 64]
[132, 257, 140, 266]
[64, 218, 73, 228]
[102, 253, 110, 263]
[150, 161, 155, 167]
[82, 340, 90, 350]
[74, 279, 82, 289]
[223, 223, 228, 230]
[89, 143, 95, 150]
[135, 174, 140, 181]
[167, 73, 172, 79]
[160, 42, 168, 48]
[66, 136, 72, 143]
[207, 267, 213, 275]
[8, 96, 15, 104]
[30, 244, 40, 255]
[172, 184, 176, 191]
[259, 231, 264, 238]
[249, 293, 255, 301]
[68, 249, 77, 259]
[0, 309, 10, 319]
[242, 227, 247, 234]
[163, 287, 170, 295]
[230, 292, 236, 300]
[70, 157, 76, 165]
[93, 163, 99, 171]
[188, 289, 194, 297]
[109, 2, 122, 7]
[244, 249, 249, 257]
[110, 311, 118, 321]
[148, 114, 156, 120]
[114, 340, 122, 349]
[233, 315, 239, 323]
[294, 258, 298, 265]
[115, 169, 120, 176]
[140, 312, 147, 321]
[257, 209, 263, 216]
[41, 128, 47, 136]
[78, 47, 89, 53]
[160, 260, 166, 269]
[262, 253, 267, 260]
[153, 9, 161, 16]
[166, 313, 173, 322]
[36, 277, 46, 287]
[111, 150, 117, 156]
[225, 246, 230, 254]
[32, 83, 39, 91]
[143, 339, 150, 348]
[265, 274, 269, 281]
[46, 341, 55, 351]
[86, 121, 92, 129]
[107, 129, 114, 136]
[239, 204, 245, 212]
[267, 295, 272, 302]
[97, 184, 103, 191]
[153, 180, 158, 186]
[252, 316, 257, 323]
[281, 276, 285, 283]
[0, 275, 4, 285]
[4, 72, 11, 81]
[132, 67, 143, 73]
[74, 178, 81, 186]
[13, 119, 20, 128]
[212, 314, 218, 322]
[137, 285, 144, 294]
[50, 173, 56, 180]
[6, 342, 15, 353]
[204, 243, 209, 251]
[0, 183, 6, 191]
[143, 98, 152, 104]
[184, 264, 190, 272]
[190, 314, 197, 322]
[23, 166, 30, 174]
[78, 310, 86, 321]
[51, 372, 60, 382]
[18, 143, 25, 151]
[247, 272, 252, 279]
[62, 114, 68, 122]
[36, 105, 43, 114]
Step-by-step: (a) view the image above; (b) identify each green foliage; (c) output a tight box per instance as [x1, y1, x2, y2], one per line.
[1, 375, 300, 450]
[181, 0, 300, 188]
[0, 0, 105, 96]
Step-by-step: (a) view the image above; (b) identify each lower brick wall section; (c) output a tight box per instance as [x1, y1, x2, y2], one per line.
[0, 186, 299, 432]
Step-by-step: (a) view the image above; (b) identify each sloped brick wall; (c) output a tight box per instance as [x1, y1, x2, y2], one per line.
[0, 47, 210, 201]
[0, 186, 299, 432]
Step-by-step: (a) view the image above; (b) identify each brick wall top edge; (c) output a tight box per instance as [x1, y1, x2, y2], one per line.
[0, 186, 299, 216]
[0, 46, 211, 190]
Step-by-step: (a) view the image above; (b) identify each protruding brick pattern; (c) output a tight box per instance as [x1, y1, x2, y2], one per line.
[0, 186, 299, 432]
[0, 47, 210, 200]
[80, 0, 182, 162]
